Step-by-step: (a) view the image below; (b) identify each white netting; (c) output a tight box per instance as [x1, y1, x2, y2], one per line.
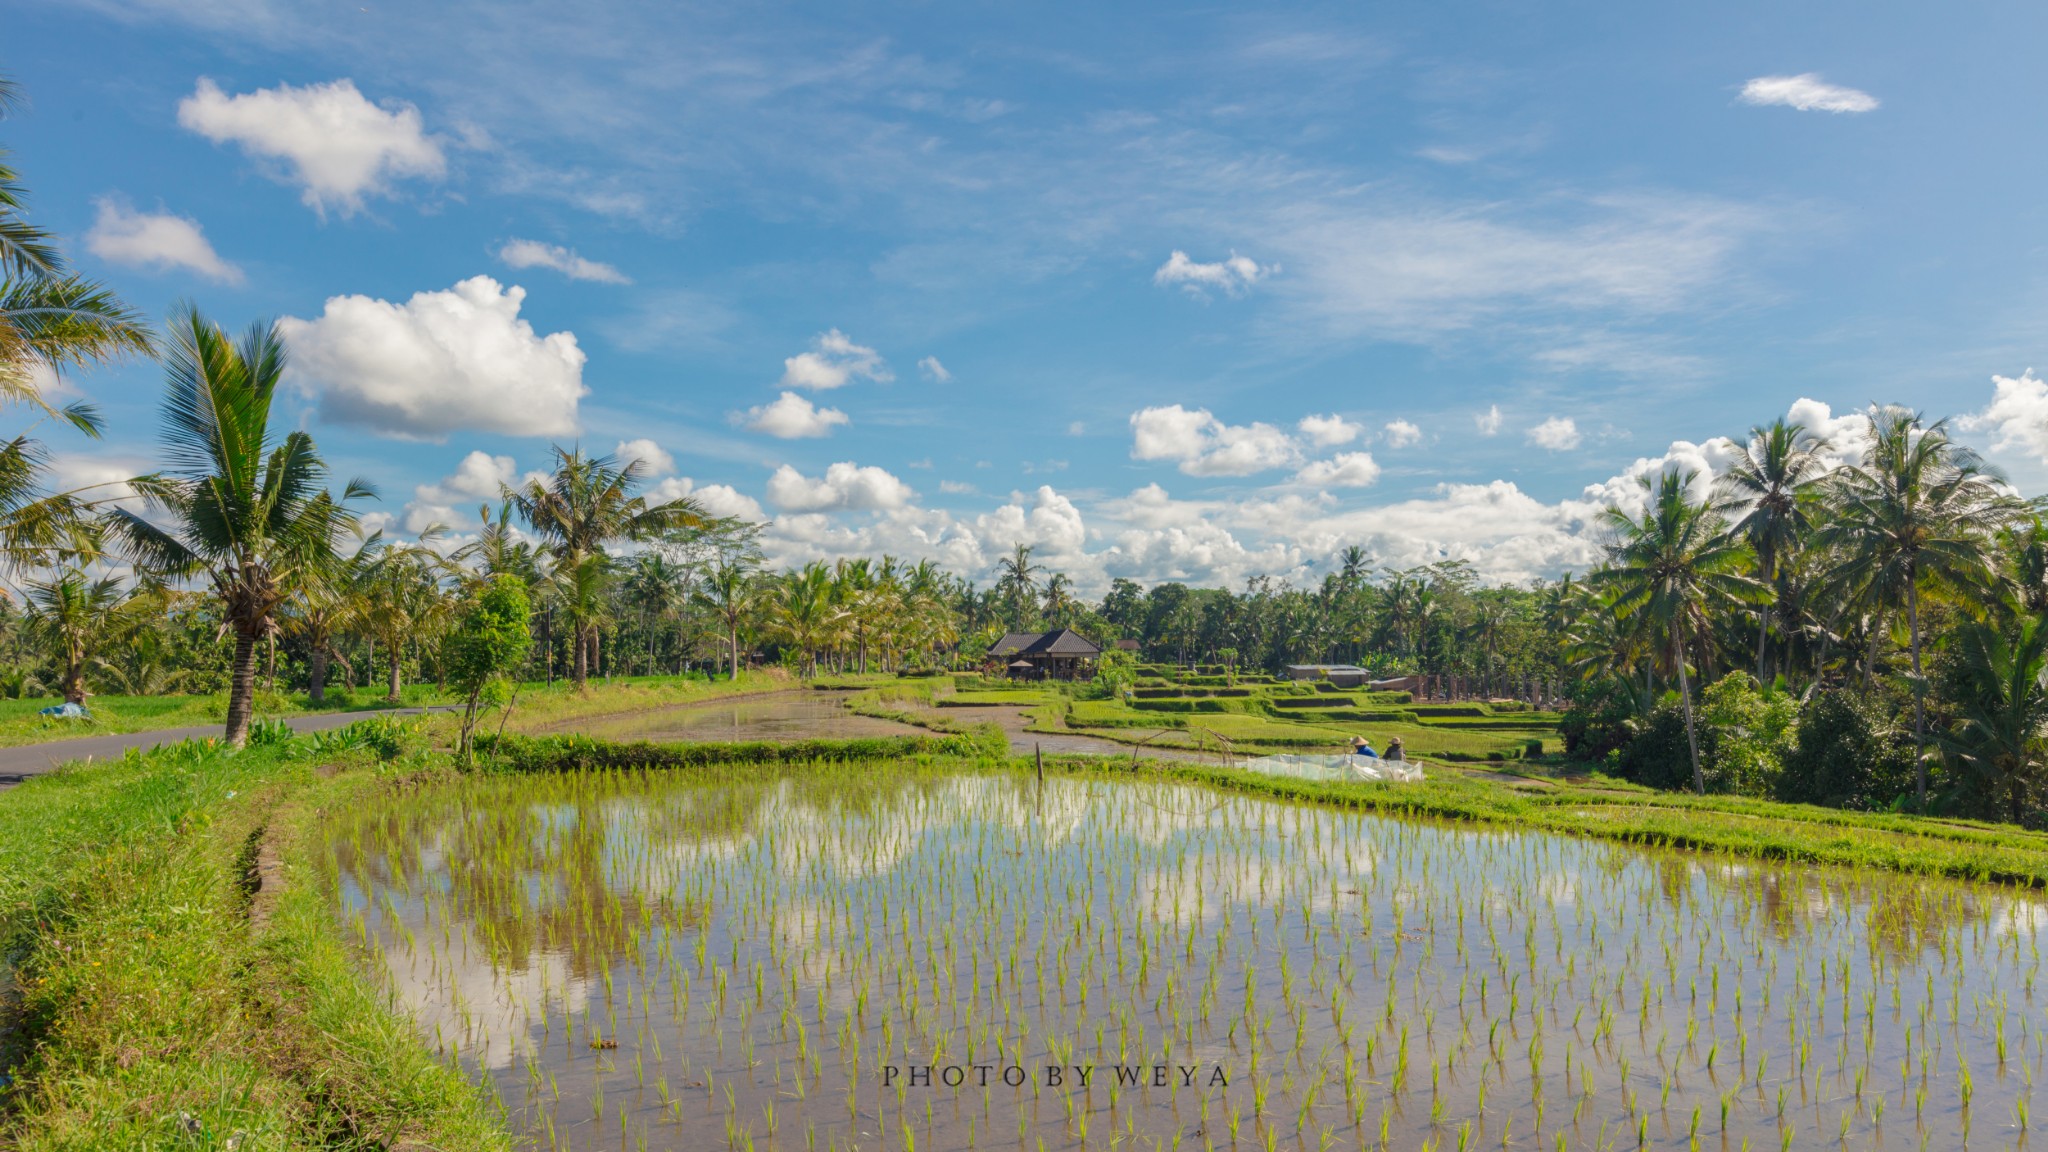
[1240, 754, 1424, 783]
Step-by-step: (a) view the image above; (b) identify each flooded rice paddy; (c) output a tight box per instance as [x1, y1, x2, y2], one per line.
[330, 766, 2046, 1151]
[555, 692, 926, 744]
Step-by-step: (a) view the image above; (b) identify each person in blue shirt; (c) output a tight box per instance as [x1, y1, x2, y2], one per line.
[1350, 735, 1377, 758]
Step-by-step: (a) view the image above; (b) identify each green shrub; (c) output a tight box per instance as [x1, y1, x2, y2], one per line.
[1776, 689, 1915, 811]
[1559, 679, 1637, 761]
[1361, 691, 1413, 704]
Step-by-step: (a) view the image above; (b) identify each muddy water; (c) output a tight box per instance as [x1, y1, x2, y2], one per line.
[554, 691, 926, 743]
[332, 768, 2045, 1152]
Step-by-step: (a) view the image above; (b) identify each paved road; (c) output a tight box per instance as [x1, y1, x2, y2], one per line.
[0, 706, 456, 792]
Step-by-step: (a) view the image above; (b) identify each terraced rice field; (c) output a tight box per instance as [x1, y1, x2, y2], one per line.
[331, 764, 2043, 1151]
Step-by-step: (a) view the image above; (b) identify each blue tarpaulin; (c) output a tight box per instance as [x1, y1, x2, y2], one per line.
[38, 702, 90, 719]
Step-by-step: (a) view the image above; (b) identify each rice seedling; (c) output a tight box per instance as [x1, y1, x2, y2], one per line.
[326, 759, 2047, 1150]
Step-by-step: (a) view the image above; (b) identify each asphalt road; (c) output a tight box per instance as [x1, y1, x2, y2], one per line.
[0, 706, 455, 792]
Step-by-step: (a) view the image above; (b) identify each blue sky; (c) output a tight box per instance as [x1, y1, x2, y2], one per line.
[8, 0, 2048, 590]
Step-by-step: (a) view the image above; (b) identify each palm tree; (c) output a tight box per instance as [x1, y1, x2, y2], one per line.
[693, 559, 757, 680]
[111, 307, 372, 744]
[1337, 545, 1369, 588]
[357, 541, 450, 702]
[508, 446, 704, 687]
[1820, 406, 2023, 806]
[769, 562, 843, 677]
[285, 532, 379, 704]
[1042, 572, 1077, 629]
[994, 544, 1040, 627]
[624, 552, 688, 675]
[22, 567, 123, 704]
[1938, 616, 2048, 825]
[1714, 419, 1829, 682]
[0, 77, 152, 574]
[1589, 470, 1765, 794]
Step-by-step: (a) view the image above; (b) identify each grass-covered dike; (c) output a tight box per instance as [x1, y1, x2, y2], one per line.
[4, 687, 2047, 1148]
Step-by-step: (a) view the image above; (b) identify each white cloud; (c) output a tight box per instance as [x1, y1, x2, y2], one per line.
[614, 438, 674, 475]
[766, 462, 915, 512]
[1297, 413, 1362, 447]
[737, 391, 850, 438]
[1130, 404, 1301, 476]
[1153, 250, 1273, 297]
[938, 479, 978, 495]
[1383, 419, 1422, 448]
[1962, 371, 2048, 464]
[83, 197, 241, 283]
[280, 276, 586, 440]
[1476, 405, 1503, 436]
[177, 78, 445, 216]
[974, 486, 1088, 559]
[497, 238, 630, 284]
[1738, 74, 1879, 114]
[917, 355, 952, 383]
[1527, 416, 1581, 451]
[780, 329, 891, 389]
[1295, 451, 1382, 488]
[646, 475, 764, 521]
[404, 450, 518, 534]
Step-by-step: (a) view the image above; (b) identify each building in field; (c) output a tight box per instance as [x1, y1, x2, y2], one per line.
[987, 628, 1103, 680]
[1283, 664, 1371, 688]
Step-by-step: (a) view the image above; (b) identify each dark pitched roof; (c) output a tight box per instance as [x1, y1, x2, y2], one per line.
[989, 628, 1103, 658]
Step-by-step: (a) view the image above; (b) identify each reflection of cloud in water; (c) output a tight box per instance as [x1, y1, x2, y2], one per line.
[376, 919, 594, 1071]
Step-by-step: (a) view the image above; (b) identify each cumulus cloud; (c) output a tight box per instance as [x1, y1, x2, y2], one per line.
[1476, 405, 1502, 436]
[280, 276, 586, 440]
[614, 438, 674, 475]
[1297, 413, 1362, 447]
[1527, 416, 1581, 451]
[917, 355, 952, 383]
[1383, 419, 1422, 448]
[404, 450, 519, 534]
[177, 78, 445, 215]
[1153, 250, 1273, 297]
[1961, 371, 2048, 464]
[646, 475, 764, 521]
[84, 197, 241, 283]
[766, 462, 915, 512]
[780, 329, 890, 389]
[737, 391, 849, 438]
[1130, 405, 1301, 476]
[1738, 74, 1879, 114]
[1295, 451, 1382, 488]
[497, 238, 629, 284]
[939, 479, 978, 495]
[975, 485, 1088, 559]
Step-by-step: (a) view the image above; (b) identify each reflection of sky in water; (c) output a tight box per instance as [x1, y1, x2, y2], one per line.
[330, 769, 2048, 1152]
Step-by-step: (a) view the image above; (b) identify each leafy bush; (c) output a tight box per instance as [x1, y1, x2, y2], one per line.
[1559, 678, 1637, 761]
[1615, 704, 1695, 791]
[1776, 689, 1916, 811]
[1698, 672, 1796, 798]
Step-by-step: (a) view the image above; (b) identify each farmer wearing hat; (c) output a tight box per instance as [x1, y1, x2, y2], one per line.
[1385, 736, 1406, 762]
[1350, 734, 1378, 758]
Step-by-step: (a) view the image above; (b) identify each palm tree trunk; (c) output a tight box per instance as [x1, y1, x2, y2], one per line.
[225, 628, 259, 746]
[387, 648, 402, 702]
[309, 647, 329, 705]
[62, 656, 85, 706]
[729, 624, 740, 680]
[571, 622, 589, 688]
[1908, 575, 1928, 809]
[1675, 625, 1705, 795]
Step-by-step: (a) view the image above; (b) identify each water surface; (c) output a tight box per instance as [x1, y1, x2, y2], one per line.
[331, 767, 2046, 1151]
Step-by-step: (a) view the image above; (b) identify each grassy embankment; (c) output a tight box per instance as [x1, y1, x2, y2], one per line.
[0, 686, 454, 749]
[6, 678, 2048, 1147]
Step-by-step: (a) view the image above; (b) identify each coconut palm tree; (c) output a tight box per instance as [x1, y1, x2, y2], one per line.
[110, 307, 372, 744]
[624, 551, 688, 675]
[284, 531, 379, 704]
[1820, 405, 2024, 806]
[357, 540, 451, 702]
[1589, 470, 1766, 794]
[507, 446, 704, 687]
[693, 558, 758, 680]
[1714, 419, 1830, 682]
[994, 543, 1040, 628]
[769, 562, 843, 677]
[1042, 572, 1078, 629]
[22, 567, 123, 704]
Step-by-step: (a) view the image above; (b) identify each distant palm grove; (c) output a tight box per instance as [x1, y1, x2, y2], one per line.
[3, 75, 2046, 826]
